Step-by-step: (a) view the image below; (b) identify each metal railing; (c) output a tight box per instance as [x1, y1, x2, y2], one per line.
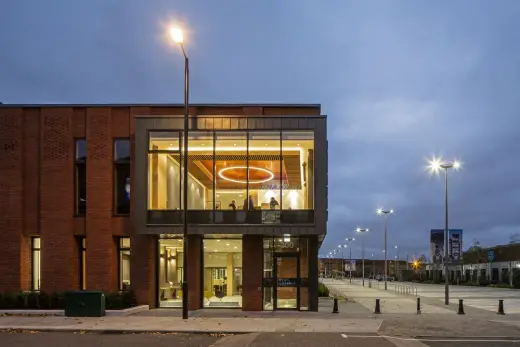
[395, 284, 418, 296]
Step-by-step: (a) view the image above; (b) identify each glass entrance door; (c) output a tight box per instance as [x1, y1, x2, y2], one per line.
[273, 253, 300, 310]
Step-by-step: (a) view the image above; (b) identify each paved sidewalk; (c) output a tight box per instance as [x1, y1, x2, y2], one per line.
[0, 314, 383, 334]
[322, 279, 452, 314]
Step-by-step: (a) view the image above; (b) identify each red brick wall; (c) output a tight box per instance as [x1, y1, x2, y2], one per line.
[0, 108, 24, 291]
[85, 108, 117, 291]
[187, 235, 202, 310]
[131, 234, 157, 308]
[242, 235, 263, 310]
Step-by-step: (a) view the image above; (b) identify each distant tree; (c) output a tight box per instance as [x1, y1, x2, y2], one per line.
[509, 233, 520, 244]
[417, 254, 427, 263]
[467, 239, 482, 252]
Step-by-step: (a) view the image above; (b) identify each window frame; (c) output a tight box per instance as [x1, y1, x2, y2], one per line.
[113, 138, 131, 216]
[118, 237, 131, 291]
[74, 138, 86, 216]
[31, 237, 41, 291]
[78, 237, 86, 290]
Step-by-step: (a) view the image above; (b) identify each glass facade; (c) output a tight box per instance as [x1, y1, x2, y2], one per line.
[114, 139, 131, 215]
[262, 237, 309, 310]
[147, 130, 315, 225]
[203, 239, 243, 308]
[79, 237, 86, 290]
[158, 238, 184, 307]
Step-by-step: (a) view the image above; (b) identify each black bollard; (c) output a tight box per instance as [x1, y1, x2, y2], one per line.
[374, 298, 381, 314]
[497, 299, 505, 315]
[457, 299, 465, 315]
[333, 298, 339, 313]
[416, 297, 421, 314]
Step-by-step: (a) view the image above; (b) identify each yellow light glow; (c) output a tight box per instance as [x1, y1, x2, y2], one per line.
[218, 166, 274, 184]
[169, 27, 184, 43]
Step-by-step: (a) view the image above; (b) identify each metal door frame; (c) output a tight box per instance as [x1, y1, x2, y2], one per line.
[273, 252, 300, 310]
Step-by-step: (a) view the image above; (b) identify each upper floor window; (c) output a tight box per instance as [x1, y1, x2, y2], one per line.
[75, 139, 86, 215]
[114, 139, 131, 215]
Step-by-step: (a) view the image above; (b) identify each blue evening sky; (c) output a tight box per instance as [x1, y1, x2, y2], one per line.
[2, 0, 520, 260]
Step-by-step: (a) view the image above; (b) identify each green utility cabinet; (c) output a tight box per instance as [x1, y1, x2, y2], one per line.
[65, 291, 106, 317]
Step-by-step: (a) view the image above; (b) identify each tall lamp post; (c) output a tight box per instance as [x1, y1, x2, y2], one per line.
[356, 228, 369, 286]
[395, 245, 399, 279]
[345, 238, 355, 283]
[428, 157, 461, 305]
[338, 245, 346, 279]
[371, 253, 375, 277]
[377, 208, 394, 290]
[170, 27, 189, 320]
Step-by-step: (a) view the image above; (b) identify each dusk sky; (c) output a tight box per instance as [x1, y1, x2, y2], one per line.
[2, 1, 520, 260]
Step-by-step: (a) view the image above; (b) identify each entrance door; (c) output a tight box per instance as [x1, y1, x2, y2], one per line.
[273, 253, 300, 310]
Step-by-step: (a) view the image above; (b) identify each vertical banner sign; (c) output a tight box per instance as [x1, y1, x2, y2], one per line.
[449, 229, 463, 264]
[344, 260, 356, 271]
[430, 229, 444, 264]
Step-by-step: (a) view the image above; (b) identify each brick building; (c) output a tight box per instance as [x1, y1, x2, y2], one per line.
[0, 103, 327, 311]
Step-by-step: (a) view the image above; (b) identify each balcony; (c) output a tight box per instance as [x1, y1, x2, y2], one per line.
[147, 209, 314, 226]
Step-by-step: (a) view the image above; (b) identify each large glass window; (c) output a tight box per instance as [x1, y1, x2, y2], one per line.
[203, 238, 242, 308]
[119, 238, 131, 290]
[185, 132, 213, 211]
[75, 139, 86, 215]
[215, 132, 247, 213]
[32, 237, 41, 291]
[114, 139, 131, 215]
[148, 132, 181, 210]
[158, 238, 184, 308]
[248, 132, 281, 224]
[282, 132, 314, 210]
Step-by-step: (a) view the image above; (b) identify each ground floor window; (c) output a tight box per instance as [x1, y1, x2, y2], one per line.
[79, 237, 86, 290]
[158, 238, 184, 307]
[203, 238, 242, 308]
[119, 238, 131, 290]
[31, 237, 41, 291]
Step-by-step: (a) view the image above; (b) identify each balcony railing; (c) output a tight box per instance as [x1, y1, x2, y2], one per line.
[147, 209, 314, 225]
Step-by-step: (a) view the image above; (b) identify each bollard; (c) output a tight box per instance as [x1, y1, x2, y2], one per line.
[457, 299, 465, 315]
[497, 299, 505, 315]
[333, 298, 339, 313]
[416, 297, 421, 314]
[374, 298, 381, 314]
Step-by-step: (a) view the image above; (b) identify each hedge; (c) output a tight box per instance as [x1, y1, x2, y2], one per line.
[0, 290, 137, 310]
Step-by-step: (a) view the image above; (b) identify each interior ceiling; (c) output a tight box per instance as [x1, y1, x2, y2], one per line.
[166, 150, 303, 190]
[159, 238, 243, 252]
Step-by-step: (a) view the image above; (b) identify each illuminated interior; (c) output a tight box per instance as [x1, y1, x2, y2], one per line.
[148, 131, 314, 212]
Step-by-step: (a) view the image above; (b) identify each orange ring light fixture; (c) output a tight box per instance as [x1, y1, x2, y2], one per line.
[218, 166, 274, 184]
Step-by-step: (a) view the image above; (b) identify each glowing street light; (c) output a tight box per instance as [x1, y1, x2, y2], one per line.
[169, 25, 189, 320]
[345, 237, 355, 282]
[427, 156, 462, 305]
[377, 208, 394, 290]
[356, 228, 369, 286]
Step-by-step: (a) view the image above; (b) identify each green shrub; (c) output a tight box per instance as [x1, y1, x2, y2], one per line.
[318, 282, 329, 297]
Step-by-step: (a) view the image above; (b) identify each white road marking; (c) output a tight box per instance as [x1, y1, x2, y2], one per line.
[340, 333, 348, 339]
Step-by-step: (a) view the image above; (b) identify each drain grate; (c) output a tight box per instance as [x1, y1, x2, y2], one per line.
[208, 301, 240, 307]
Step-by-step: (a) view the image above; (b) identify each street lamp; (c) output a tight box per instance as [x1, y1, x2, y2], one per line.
[170, 27, 189, 320]
[395, 245, 399, 279]
[377, 208, 394, 290]
[338, 245, 346, 279]
[345, 238, 355, 283]
[428, 157, 462, 305]
[356, 228, 369, 286]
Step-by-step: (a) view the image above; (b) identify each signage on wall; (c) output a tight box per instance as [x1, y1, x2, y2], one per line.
[430, 229, 463, 264]
[449, 229, 463, 264]
[277, 278, 298, 287]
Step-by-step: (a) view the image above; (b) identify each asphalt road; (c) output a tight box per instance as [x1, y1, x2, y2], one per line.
[1, 332, 519, 347]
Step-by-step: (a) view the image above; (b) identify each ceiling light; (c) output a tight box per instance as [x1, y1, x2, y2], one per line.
[218, 166, 274, 184]
[226, 243, 230, 246]
[217, 240, 220, 242]
[234, 246, 237, 249]
[214, 250, 218, 252]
